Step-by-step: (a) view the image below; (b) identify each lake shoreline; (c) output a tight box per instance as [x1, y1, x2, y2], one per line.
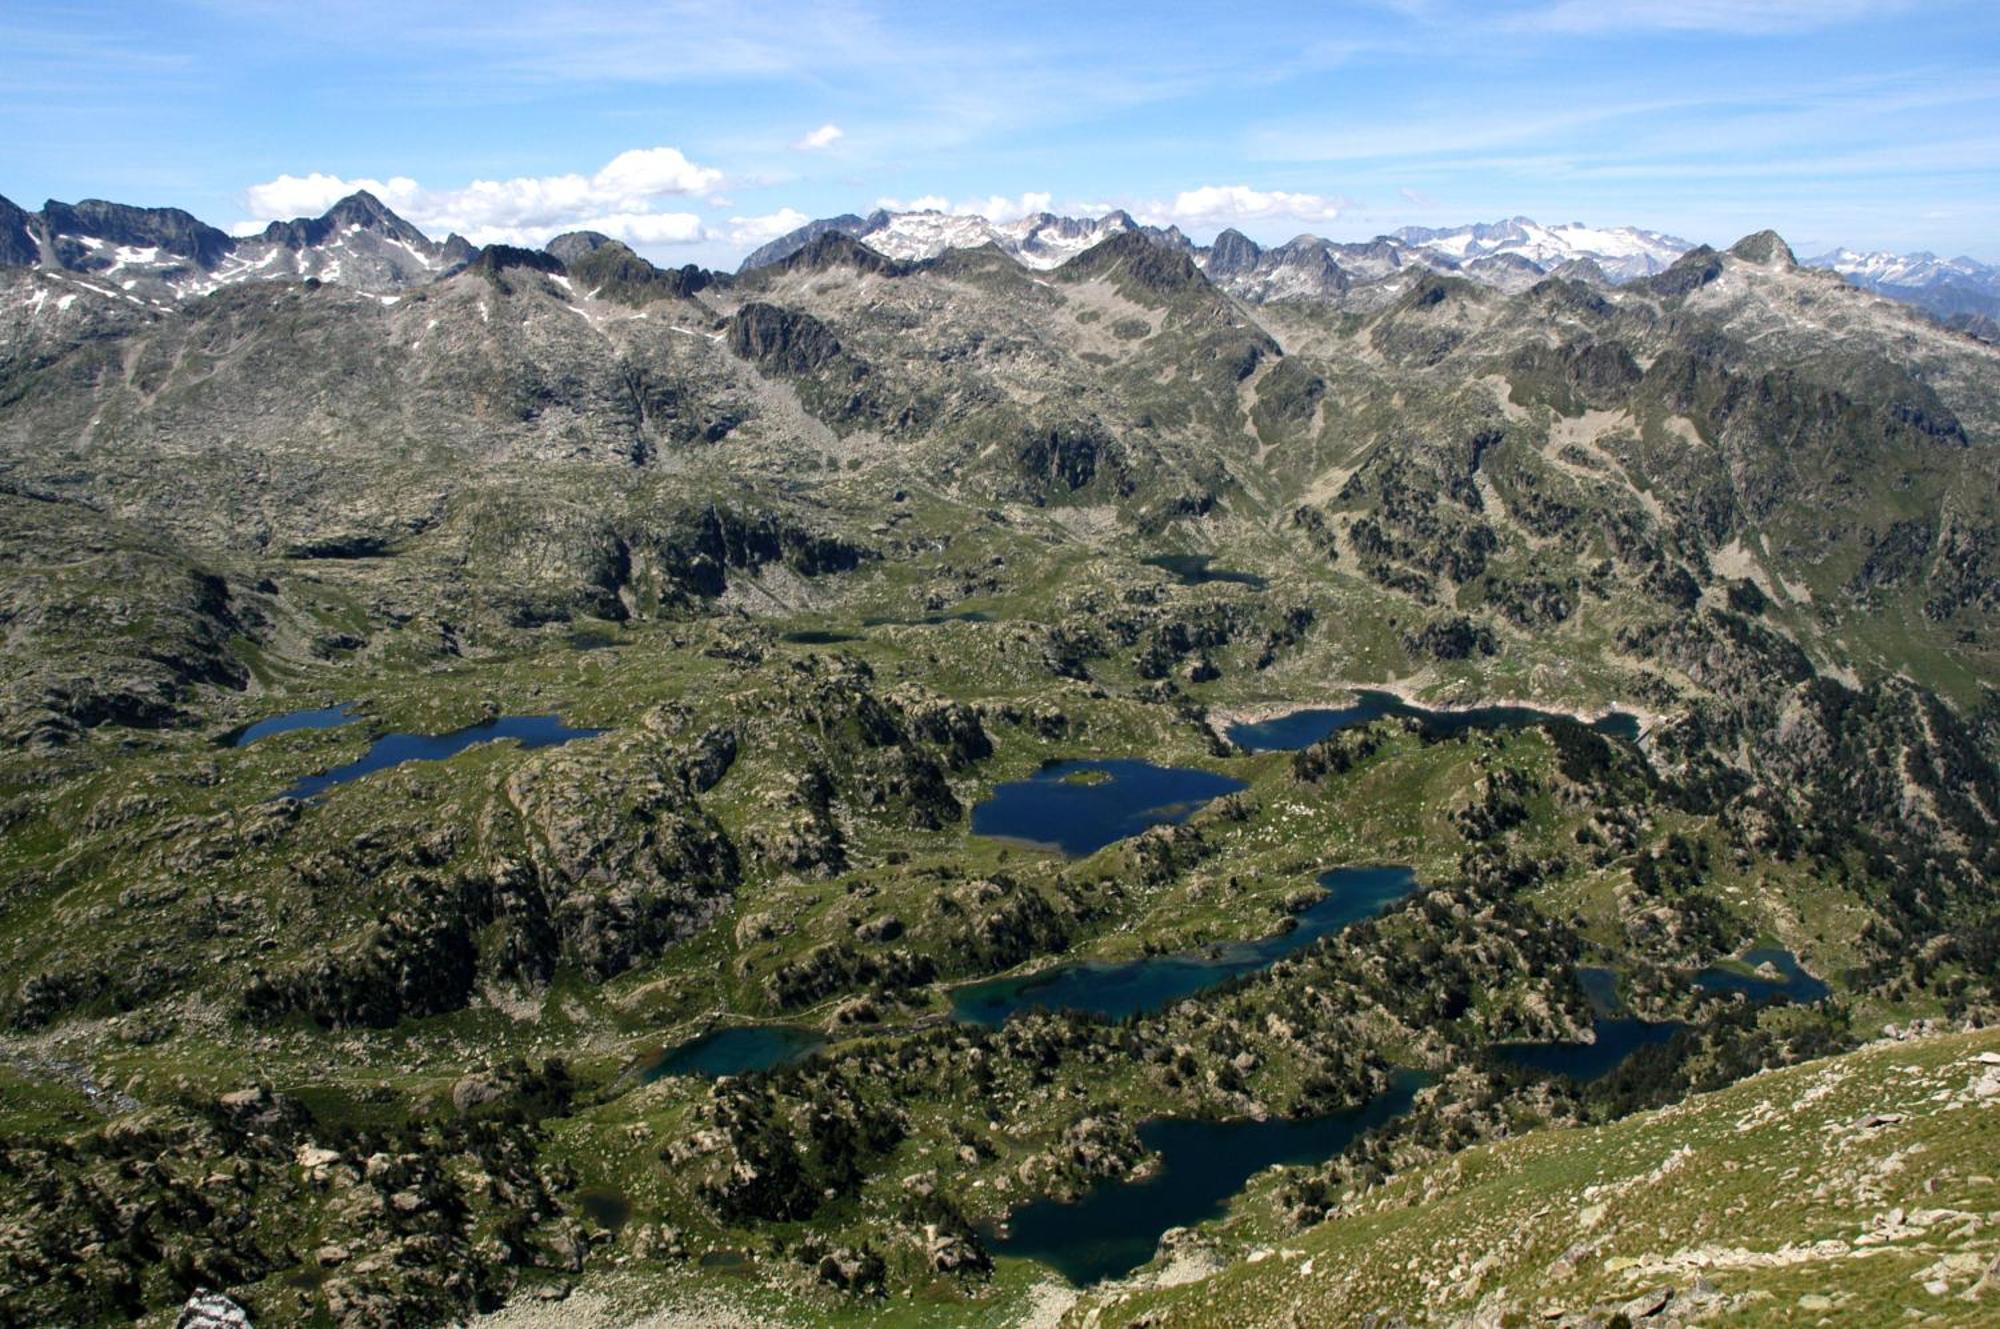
[1207, 680, 1664, 747]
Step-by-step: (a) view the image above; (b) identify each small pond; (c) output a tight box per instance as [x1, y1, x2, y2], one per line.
[970, 759, 1247, 858]
[280, 714, 602, 801]
[1227, 690, 1642, 752]
[1694, 946, 1829, 1004]
[987, 1071, 1425, 1285]
[952, 865, 1418, 1026]
[645, 1025, 827, 1080]
[575, 1186, 631, 1231]
[781, 629, 864, 645]
[229, 702, 359, 746]
[1141, 554, 1269, 591]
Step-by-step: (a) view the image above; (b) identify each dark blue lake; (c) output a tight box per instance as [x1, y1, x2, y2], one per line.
[1141, 554, 1269, 590]
[1499, 965, 1681, 1081]
[988, 1072, 1425, 1286]
[1227, 690, 1641, 752]
[280, 714, 603, 801]
[952, 865, 1419, 1027]
[970, 759, 1247, 858]
[645, 1025, 826, 1080]
[1500, 951, 1826, 1082]
[1500, 1015, 1686, 1082]
[230, 702, 359, 746]
[1694, 947, 1829, 1004]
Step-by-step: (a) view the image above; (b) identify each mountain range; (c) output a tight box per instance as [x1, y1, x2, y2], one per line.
[0, 190, 474, 304]
[2, 174, 1999, 1328]
[737, 207, 1693, 299]
[4, 187, 1998, 335]
[1808, 245, 2000, 330]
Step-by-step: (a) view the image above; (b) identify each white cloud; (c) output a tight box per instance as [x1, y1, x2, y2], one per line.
[589, 147, 724, 201]
[234, 146, 724, 249]
[243, 172, 423, 221]
[872, 191, 1055, 222]
[1146, 185, 1350, 228]
[792, 123, 844, 151]
[958, 192, 1053, 223]
[728, 207, 811, 247]
[877, 194, 951, 213]
[567, 212, 708, 246]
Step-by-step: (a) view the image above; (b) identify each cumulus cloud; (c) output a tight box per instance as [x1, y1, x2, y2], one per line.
[588, 147, 724, 202]
[958, 191, 1054, 223]
[876, 194, 951, 213]
[728, 207, 812, 247]
[792, 123, 844, 151]
[872, 191, 1057, 222]
[233, 147, 724, 249]
[240, 172, 422, 225]
[571, 213, 709, 247]
[1147, 185, 1349, 228]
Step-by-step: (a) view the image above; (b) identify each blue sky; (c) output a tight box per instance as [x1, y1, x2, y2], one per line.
[4, 1, 1998, 267]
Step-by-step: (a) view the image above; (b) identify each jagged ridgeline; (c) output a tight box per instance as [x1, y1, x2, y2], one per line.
[0, 189, 1997, 1328]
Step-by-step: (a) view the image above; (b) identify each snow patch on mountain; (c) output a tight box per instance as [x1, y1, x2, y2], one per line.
[756, 208, 1153, 272]
[1391, 217, 1692, 282]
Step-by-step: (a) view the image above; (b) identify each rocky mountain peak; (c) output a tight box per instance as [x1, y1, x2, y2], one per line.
[1729, 229, 1797, 267]
[258, 191, 431, 252]
[544, 231, 618, 265]
[1206, 228, 1263, 278]
[1648, 244, 1725, 297]
[738, 213, 871, 273]
[780, 231, 901, 276]
[1063, 228, 1206, 296]
[0, 192, 36, 266]
[440, 233, 478, 267]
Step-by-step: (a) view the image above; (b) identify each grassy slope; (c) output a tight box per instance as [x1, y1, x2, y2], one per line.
[1079, 1028, 2000, 1327]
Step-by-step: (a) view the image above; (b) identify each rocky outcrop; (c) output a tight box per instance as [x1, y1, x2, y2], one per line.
[499, 739, 741, 982]
[176, 1290, 253, 1328]
[0, 193, 37, 266]
[727, 301, 847, 375]
[1016, 422, 1122, 494]
[1062, 230, 1207, 297]
[557, 237, 717, 305]
[468, 244, 565, 277]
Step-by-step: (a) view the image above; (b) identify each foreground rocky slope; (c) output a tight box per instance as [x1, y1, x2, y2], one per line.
[1086, 1028, 2000, 1327]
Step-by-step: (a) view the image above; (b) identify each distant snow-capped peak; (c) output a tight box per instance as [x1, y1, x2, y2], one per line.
[742, 205, 1698, 294]
[1391, 216, 1693, 282]
[788, 208, 1150, 271]
[1805, 248, 1996, 287]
